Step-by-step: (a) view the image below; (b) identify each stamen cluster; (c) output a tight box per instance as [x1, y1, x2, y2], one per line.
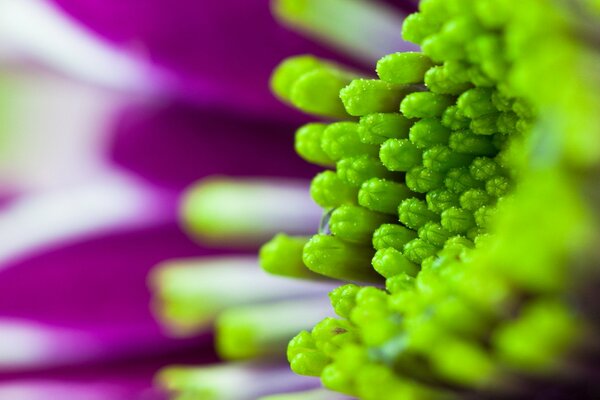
[264, 0, 600, 399]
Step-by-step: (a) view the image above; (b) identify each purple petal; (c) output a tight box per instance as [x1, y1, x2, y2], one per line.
[109, 102, 322, 190]
[49, 0, 360, 121]
[0, 204, 236, 370]
[0, 330, 219, 399]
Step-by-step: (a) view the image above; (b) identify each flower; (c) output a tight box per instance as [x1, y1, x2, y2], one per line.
[154, 0, 600, 399]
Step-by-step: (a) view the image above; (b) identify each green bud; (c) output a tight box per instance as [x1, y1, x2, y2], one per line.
[470, 113, 500, 135]
[441, 207, 476, 233]
[386, 273, 416, 294]
[423, 145, 474, 172]
[289, 65, 355, 117]
[469, 157, 501, 181]
[260, 234, 323, 280]
[496, 111, 519, 135]
[303, 234, 380, 282]
[358, 178, 413, 214]
[400, 92, 454, 119]
[403, 238, 439, 264]
[329, 284, 360, 319]
[426, 188, 460, 213]
[459, 189, 491, 211]
[457, 87, 496, 119]
[322, 122, 379, 161]
[406, 165, 445, 192]
[445, 167, 483, 193]
[474, 205, 495, 228]
[486, 175, 511, 197]
[418, 222, 452, 246]
[398, 198, 438, 230]
[376, 52, 435, 84]
[449, 131, 496, 155]
[270, 55, 323, 101]
[372, 223, 418, 251]
[401, 13, 437, 45]
[295, 123, 335, 167]
[424, 64, 472, 95]
[372, 247, 419, 278]
[408, 118, 451, 149]
[310, 171, 358, 208]
[330, 205, 392, 243]
[338, 155, 394, 187]
[358, 113, 412, 145]
[340, 79, 416, 116]
[288, 331, 330, 376]
[380, 138, 423, 172]
[442, 105, 470, 130]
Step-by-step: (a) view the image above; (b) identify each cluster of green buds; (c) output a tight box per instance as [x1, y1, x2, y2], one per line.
[262, 0, 600, 399]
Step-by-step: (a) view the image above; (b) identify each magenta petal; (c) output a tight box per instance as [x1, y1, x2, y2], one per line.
[0, 336, 220, 399]
[109, 102, 321, 189]
[49, 0, 359, 120]
[0, 221, 240, 370]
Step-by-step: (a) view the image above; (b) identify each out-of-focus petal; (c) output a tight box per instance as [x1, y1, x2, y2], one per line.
[0, 214, 227, 370]
[0, 0, 162, 93]
[49, 0, 358, 122]
[109, 102, 322, 189]
[0, 174, 175, 267]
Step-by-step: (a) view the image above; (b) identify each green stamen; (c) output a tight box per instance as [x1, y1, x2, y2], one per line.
[456, 87, 496, 119]
[358, 113, 412, 145]
[310, 171, 358, 208]
[486, 175, 511, 198]
[340, 79, 417, 117]
[358, 178, 412, 215]
[287, 330, 330, 376]
[470, 113, 499, 135]
[408, 118, 451, 149]
[181, 178, 319, 245]
[400, 91, 454, 119]
[372, 223, 418, 251]
[379, 138, 423, 172]
[405, 165, 445, 193]
[337, 155, 394, 187]
[303, 234, 381, 282]
[295, 123, 335, 167]
[270, 55, 323, 101]
[422, 145, 474, 172]
[272, 55, 358, 117]
[290, 67, 355, 117]
[441, 105, 470, 130]
[322, 122, 379, 161]
[151, 258, 331, 335]
[426, 188, 460, 213]
[260, 234, 325, 280]
[376, 52, 435, 84]
[459, 189, 491, 211]
[216, 297, 332, 360]
[329, 205, 392, 243]
[398, 197, 438, 230]
[424, 64, 473, 94]
[448, 131, 496, 155]
[418, 222, 452, 246]
[440, 207, 476, 234]
[372, 247, 419, 278]
[403, 238, 439, 263]
[444, 167, 482, 193]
